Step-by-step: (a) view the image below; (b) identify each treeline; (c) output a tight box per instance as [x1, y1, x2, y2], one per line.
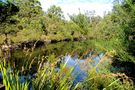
[1, 0, 135, 89]
[0, 0, 96, 43]
[0, 0, 135, 62]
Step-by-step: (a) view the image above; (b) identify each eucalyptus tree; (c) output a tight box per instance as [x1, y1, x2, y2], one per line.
[46, 5, 64, 20]
[0, 0, 19, 36]
[44, 5, 67, 37]
[69, 12, 90, 35]
[112, 0, 135, 56]
[14, 0, 46, 33]
[101, 0, 135, 62]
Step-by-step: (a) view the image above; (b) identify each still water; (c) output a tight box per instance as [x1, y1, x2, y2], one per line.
[11, 40, 103, 67]
[0, 40, 109, 89]
[10, 40, 105, 82]
[61, 52, 104, 85]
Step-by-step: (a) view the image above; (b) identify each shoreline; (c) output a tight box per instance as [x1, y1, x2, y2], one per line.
[0, 37, 87, 51]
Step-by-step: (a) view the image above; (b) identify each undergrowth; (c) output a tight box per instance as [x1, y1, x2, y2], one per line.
[0, 50, 134, 90]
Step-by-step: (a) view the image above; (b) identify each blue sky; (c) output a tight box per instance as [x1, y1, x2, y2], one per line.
[40, 0, 113, 19]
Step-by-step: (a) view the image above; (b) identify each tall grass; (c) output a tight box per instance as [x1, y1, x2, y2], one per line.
[0, 51, 134, 90]
[0, 34, 5, 44]
[32, 61, 76, 90]
[80, 52, 134, 90]
[0, 60, 29, 90]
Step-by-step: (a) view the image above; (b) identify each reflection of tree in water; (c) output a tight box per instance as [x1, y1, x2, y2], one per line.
[9, 40, 96, 71]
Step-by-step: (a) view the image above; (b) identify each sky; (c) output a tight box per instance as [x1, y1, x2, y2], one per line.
[40, 0, 114, 19]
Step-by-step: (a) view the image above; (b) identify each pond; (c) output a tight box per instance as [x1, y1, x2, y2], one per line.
[61, 52, 104, 85]
[1, 40, 115, 89]
[1, 40, 133, 89]
[0, 47, 105, 90]
[10, 40, 104, 70]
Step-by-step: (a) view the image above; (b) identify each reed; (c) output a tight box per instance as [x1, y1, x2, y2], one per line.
[0, 60, 29, 90]
[0, 51, 134, 90]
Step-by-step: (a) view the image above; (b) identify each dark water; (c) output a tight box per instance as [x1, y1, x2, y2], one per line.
[0, 40, 106, 88]
[0, 51, 104, 90]
[1, 40, 135, 89]
[9, 40, 106, 75]
[11, 40, 103, 70]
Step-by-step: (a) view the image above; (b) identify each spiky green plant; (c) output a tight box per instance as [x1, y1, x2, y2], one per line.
[32, 60, 77, 90]
[76, 51, 134, 90]
[0, 60, 29, 90]
[0, 51, 134, 90]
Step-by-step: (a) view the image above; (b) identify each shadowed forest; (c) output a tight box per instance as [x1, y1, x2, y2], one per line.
[0, 0, 135, 90]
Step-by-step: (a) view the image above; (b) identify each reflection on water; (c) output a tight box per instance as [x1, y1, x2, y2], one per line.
[11, 40, 99, 69]
[0, 41, 104, 88]
[9, 40, 105, 84]
[62, 52, 104, 85]
[0, 40, 106, 89]
[0, 52, 105, 89]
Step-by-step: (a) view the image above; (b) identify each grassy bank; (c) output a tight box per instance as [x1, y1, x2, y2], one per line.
[0, 51, 134, 90]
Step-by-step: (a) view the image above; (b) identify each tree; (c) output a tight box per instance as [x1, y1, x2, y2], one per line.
[46, 5, 64, 20]
[107, 0, 135, 62]
[0, 0, 47, 38]
[69, 12, 90, 35]
[0, 0, 19, 35]
[15, 0, 45, 32]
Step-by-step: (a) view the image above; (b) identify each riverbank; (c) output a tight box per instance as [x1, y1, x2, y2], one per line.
[0, 50, 134, 90]
[0, 36, 87, 52]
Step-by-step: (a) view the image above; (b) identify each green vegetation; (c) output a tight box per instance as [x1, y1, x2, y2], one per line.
[0, 0, 135, 89]
[0, 53, 134, 90]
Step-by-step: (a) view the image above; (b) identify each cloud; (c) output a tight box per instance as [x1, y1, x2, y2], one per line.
[40, 0, 113, 19]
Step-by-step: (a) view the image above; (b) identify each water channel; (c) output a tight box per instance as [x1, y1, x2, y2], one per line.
[1, 40, 133, 89]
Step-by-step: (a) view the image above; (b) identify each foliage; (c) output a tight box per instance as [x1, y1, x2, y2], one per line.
[0, 60, 29, 90]
[46, 5, 64, 20]
[0, 0, 19, 35]
[107, 0, 135, 62]
[69, 12, 90, 35]
[0, 0, 135, 89]
[0, 52, 134, 90]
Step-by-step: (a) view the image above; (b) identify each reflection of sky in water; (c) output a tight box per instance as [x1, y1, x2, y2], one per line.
[0, 52, 104, 89]
[63, 52, 104, 85]
[0, 73, 2, 80]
